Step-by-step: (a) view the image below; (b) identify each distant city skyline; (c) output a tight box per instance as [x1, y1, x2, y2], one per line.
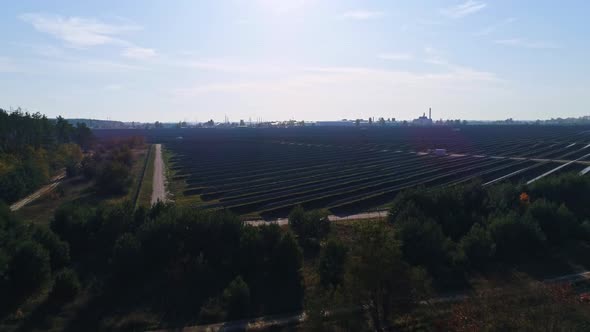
[1, 0, 589, 122]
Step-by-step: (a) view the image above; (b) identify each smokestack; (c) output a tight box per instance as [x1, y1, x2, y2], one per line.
[429, 108, 432, 120]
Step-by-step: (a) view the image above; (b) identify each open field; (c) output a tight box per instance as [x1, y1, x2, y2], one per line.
[95, 125, 590, 218]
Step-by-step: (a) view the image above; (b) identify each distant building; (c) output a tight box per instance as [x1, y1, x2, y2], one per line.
[315, 120, 356, 127]
[412, 108, 433, 126]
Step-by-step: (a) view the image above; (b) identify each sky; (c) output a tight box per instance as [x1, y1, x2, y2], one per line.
[0, 0, 588, 122]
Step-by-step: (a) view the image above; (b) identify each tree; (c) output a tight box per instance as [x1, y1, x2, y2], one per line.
[268, 231, 304, 312]
[0, 109, 92, 203]
[74, 122, 93, 149]
[51, 204, 92, 257]
[394, 217, 454, 280]
[55, 116, 73, 144]
[288, 206, 330, 255]
[288, 205, 306, 236]
[32, 226, 70, 270]
[346, 221, 424, 331]
[489, 214, 546, 261]
[318, 239, 348, 287]
[95, 161, 132, 195]
[50, 268, 81, 303]
[222, 276, 251, 320]
[459, 223, 495, 269]
[54, 143, 83, 176]
[526, 199, 579, 245]
[8, 241, 51, 300]
[112, 233, 143, 281]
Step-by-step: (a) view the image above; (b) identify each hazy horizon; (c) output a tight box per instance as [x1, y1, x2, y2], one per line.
[1, 0, 588, 122]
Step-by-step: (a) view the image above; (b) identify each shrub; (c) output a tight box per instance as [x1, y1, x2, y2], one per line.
[8, 241, 51, 299]
[318, 239, 349, 287]
[222, 276, 251, 320]
[50, 268, 81, 302]
[527, 199, 579, 245]
[95, 161, 132, 195]
[489, 214, 546, 261]
[112, 233, 142, 280]
[32, 226, 71, 269]
[459, 223, 495, 268]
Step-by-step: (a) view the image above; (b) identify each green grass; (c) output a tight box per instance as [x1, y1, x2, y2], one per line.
[15, 146, 149, 224]
[136, 144, 155, 208]
[164, 147, 204, 207]
[14, 176, 94, 224]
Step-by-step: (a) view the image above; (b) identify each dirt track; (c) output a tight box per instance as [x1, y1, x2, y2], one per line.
[10, 171, 65, 211]
[151, 144, 168, 205]
[244, 210, 389, 226]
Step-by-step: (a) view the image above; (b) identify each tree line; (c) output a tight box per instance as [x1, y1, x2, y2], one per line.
[1, 200, 305, 330]
[79, 136, 145, 196]
[2, 160, 590, 330]
[302, 172, 590, 330]
[0, 109, 93, 203]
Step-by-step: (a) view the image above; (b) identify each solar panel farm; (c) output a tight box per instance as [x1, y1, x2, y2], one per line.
[101, 125, 590, 218]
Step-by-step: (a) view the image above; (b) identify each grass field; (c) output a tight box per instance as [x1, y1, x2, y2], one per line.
[163, 146, 204, 207]
[136, 144, 155, 208]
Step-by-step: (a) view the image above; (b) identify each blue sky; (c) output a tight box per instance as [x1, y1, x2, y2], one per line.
[0, 0, 588, 122]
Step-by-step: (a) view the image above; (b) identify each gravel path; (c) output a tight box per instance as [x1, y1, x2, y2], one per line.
[151, 144, 168, 205]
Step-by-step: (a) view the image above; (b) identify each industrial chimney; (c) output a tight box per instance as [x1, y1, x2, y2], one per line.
[429, 108, 432, 120]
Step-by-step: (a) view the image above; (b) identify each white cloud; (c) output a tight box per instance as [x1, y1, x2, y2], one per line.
[441, 1, 487, 19]
[341, 10, 384, 20]
[473, 17, 515, 36]
[495, 38, 560, 49]
[377, 53, 413, 61]
[39, 57, 146, 73]
[122, 47, 157, 60]
[19, 13, 140, 48]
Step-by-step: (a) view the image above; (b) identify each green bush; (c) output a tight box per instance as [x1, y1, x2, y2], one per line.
[459, 223, 495, 268]
[8, 241, 51, 299]
[112, 233, 142, 280]
[318, 239, 348, 287]
[50, 268, 81, 302]
[489, 214, 546, 261]
[222, 276, 251, 320]
[526, 199, 579, 245]
[32, 226, 71, 269]
[288, 206, 330, 255]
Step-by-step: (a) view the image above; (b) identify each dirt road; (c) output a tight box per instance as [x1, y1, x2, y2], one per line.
[151, 144, 168, 205]
[244, 210, 388, 226]
[9, 171, 66, 211]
